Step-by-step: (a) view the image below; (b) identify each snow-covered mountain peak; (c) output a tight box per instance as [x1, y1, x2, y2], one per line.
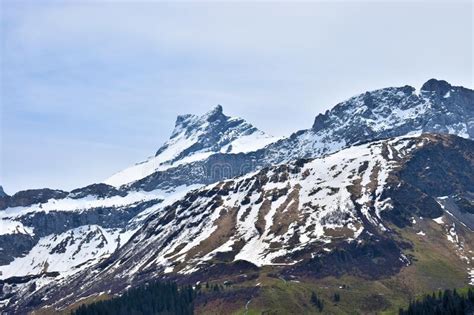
[171, 105, 224, 137]
[105, 105, 280, 187]
[258, 79, 473, 169]
[166, 104, 231, 144]
[156, 104, 281, 162]
[310, 79, 472, 137]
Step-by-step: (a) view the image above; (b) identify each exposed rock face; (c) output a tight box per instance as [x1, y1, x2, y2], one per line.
[0, 186, 7, 198]
[69, 183, 127, 199]
[17, 199, 161, 237]
[421, 78, 453, 95]
[0, 189, 68, 210]
[0, 234, 35, 265]
[380, 134, 474, 227]
[128, 151, 265, 191]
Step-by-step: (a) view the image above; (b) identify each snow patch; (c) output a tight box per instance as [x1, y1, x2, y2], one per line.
[433, 216, 444, 224]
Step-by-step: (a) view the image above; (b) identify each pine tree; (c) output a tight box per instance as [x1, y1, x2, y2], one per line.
[71, 281, 195, 315]
[399, 288, 474, 315]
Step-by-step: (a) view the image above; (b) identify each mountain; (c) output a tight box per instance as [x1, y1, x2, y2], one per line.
[0, 106, 280, 312]
[0, 106, 277, 291]
[260, 78, 473, 165]
[104, 105, 280, 187]
[117, 79, 474, 193]
[6, 133, 474, 314]
[0, 79, 473, 314]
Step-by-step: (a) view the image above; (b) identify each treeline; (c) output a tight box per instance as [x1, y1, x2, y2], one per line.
[399, 288, 474, 315]
[72, 281, 195, 315]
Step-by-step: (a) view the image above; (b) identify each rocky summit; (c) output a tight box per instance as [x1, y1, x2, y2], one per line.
[104, 104, 280, 188]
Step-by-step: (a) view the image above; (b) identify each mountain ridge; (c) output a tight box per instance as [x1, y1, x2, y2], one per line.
[3, 78, 472, 196]
[1, 78, 473, 314]
[6, 133, 473, 314]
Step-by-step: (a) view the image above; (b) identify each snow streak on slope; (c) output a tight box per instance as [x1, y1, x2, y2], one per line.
[0, 219, 33, 236]
[0, 225, 132, 280]
[0, 190, 161, 219]
[105, 105, 280, 187]
[0, 184, 199, 221]
[101, 136, 424, 277]
[0, 185, 200, 282]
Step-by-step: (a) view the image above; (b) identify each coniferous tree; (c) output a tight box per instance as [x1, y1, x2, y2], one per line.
[71, 281, 195, 315]
[399, 288, 474, 315]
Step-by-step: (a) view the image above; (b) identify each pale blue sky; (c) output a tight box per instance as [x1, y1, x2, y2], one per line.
[1, 0, 472, 194]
